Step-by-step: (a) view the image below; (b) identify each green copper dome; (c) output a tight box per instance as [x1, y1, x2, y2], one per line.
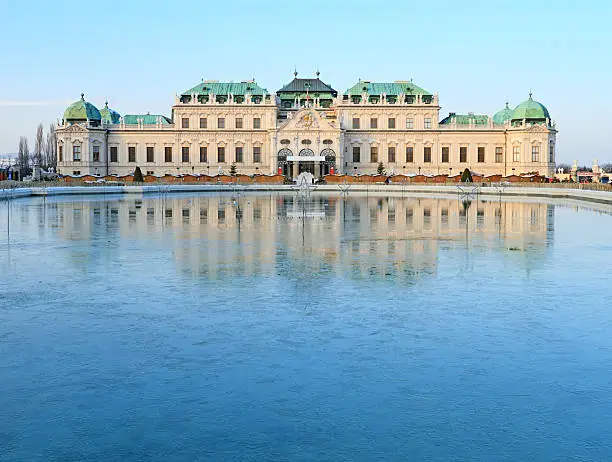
[63, 94, 101, 122]
[100, 101, 121, 124]
[511, 94, 550, 121]
[493, 102, 513, 124]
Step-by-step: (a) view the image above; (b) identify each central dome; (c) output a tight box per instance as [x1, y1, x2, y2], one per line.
[63, 94, 101, 123]
[511, 94, 550, 121]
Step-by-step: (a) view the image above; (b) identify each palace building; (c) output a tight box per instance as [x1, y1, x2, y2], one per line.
[56, 72, 557, 178]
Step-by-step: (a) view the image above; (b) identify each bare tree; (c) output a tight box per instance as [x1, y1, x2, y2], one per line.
[33, 123, 44, 167]
[556, 163, 571, 173]
[600, 163, 612, 173]
[44, 123, 57, 169]
[17, 136, 30, 173]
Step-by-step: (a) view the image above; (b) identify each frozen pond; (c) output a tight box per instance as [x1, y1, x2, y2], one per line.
[1, 192, 612, 461]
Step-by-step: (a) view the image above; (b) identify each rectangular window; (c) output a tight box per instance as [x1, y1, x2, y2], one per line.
[146, 146, 154, 163]
[218, 146, 225, 163]
[109, 146, 117, 162]
[352, 146, 360, 163]
[406, 118, 414, 129]
[253, 146, 261, 163]
[253, 117, 261, 129]
[92, 145, 100, 162]
[200, 117, 207, 129]
[218, 117, 225, 129]
[73, 145, 81, 161]
[388, 146, 396, 163]
[478, 147, 485, 163]
[235, 117, 243, 129]
[182, 146, 189, 163]
[235, 146, 243, 163]
[424, 118, 432, 129]
[549, 143, 554, 163]
[199, 146, 207, 163]
[460, 146, 467, 163]
[352, 117, 360, 129]
[59, 145, 63, 162]
[441, 147, 449, 163]
[406, 146, 414, 163]
[72, 170, 80, 175]
[424, 146, 432, 163]
[164, 146, 172, 163]
[388, 118, 396, 129]
[128, 146, 136, 163]
[146, 171, 154, 176]
[513, 146, 520, 162]
[370, 117, 378, 129]
[370, 146, 378, 163]
[532, 145, 540, 162]
[495, 147, 503, 163]
[181, 117, 189, 129]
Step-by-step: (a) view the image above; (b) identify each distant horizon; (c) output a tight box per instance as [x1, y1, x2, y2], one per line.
[1, 0, 610, 164]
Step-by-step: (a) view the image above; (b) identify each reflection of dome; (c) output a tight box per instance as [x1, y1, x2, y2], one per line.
[511, 94, 550, 121]
[63, 94, 101, 122]
[493, 102, 513, 124]
[99, 101, 121, 124]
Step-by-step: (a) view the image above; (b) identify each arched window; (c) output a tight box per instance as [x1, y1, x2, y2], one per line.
[299, 149, 314, 157]
[280, 139, 290, 145]
[323, 139, 333, 145]
[321, 148, 336, 165]
[277, 148, 292, 162]
[301, 139, 312, 145]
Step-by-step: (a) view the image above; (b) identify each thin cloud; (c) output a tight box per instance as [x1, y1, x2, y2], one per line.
[0, 100, 71, 107]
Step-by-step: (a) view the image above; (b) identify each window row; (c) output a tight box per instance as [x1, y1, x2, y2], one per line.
[84, 146, 264, 163]
[181, 116, 262, 129]
[350, 117, 432, 130]
[350, 146, 508, 163]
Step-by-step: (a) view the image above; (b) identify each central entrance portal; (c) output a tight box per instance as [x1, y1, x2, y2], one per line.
[278, 148, 336, 180]
[299, 162, 315, 175]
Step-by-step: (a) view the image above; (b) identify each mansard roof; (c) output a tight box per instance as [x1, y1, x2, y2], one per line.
[180, 80, 268, 97]
[277, 77, 337, 96]
[64, 94, 101, 122]
[511, 94, 550, 121]
[123, 114, 171, 125]
[345, 80, 432, 96]
[440, 113, 489, 125]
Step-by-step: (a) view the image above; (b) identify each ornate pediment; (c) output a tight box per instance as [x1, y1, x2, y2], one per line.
[526, 124, 549, 134]
[61, 123, 89, 134]
[278, 108, 339, 133]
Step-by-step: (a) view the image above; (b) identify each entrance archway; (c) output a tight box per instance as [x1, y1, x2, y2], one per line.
[277, 148, 291, 176]
[298, 149, 315, 175]
[321, 148, 336, 175]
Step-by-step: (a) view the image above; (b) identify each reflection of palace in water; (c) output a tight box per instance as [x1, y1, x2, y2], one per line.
[41, 193, 554, 282]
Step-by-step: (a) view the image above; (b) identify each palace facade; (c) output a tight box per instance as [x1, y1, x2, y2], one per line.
[56, 73, 557, 178]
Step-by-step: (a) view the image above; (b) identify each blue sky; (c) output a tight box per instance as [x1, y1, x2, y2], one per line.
[0, 0, 609, 163]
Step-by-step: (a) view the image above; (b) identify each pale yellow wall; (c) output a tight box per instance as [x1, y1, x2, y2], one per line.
[56, 93, 556, 177]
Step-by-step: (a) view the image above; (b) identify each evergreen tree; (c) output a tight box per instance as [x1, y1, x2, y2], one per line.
[229, 163, 237, 176]
[133, 166, 144, 182]
[461, 168, 473, 182]
[377, 161, 385, 175]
